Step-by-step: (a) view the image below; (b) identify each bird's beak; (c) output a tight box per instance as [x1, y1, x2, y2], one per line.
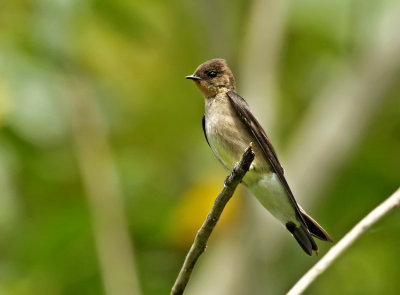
[185, 74, 202, 81]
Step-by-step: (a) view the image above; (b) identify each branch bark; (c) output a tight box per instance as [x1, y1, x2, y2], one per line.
[171, 145, 255, 295]
[287, 187, 400, 295]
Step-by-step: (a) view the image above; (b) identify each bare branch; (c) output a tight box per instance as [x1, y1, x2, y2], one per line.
[287, 187, 400, 295]
[171, 145, 255, 295]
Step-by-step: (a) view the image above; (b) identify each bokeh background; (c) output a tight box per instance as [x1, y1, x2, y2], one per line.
[1, 0, 400, 294]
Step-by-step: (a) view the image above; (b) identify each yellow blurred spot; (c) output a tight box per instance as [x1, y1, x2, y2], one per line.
[170, 177, 244, 248]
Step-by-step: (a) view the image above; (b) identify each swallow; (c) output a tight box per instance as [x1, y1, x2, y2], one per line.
[186, 58, 332, 255]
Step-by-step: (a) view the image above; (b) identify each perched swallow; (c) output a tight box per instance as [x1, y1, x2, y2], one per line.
[186, 58, 332, 255]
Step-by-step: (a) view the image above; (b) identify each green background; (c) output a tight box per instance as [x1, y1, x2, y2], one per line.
[1, 0, 399, 294]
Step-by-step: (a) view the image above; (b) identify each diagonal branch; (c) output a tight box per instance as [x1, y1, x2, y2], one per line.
[171, 145, 255, 295]
[287, 187, 400, 295]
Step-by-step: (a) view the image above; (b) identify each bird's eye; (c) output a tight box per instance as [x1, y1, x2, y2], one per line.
[207, 71, 217, 78]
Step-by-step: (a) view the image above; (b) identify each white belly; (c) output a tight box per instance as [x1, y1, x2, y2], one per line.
[246, 172, 299, 226]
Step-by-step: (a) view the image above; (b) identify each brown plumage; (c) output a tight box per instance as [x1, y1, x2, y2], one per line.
[187, 58, 332, 255]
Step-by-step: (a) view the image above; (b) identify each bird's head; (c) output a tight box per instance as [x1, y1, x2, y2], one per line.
[186, 58, 236, 98]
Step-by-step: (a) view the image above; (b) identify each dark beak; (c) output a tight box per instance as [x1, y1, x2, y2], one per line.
[185, 74, 202, 81]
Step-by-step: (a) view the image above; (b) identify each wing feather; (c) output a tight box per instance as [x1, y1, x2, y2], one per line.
[202, 115, 210, 147]
[227, 91, 306, 224]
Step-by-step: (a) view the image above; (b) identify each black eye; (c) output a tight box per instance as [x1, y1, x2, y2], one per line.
[207, 71, 217, 78]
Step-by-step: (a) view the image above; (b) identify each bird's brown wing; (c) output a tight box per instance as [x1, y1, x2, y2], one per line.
[227, 90, 305, 223]
[202, 115, 210, 147]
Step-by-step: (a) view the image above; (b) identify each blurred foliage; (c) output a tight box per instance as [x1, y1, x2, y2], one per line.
[0, 0, 399, 294]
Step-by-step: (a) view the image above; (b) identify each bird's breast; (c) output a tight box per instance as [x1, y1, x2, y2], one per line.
[204, 95, 267, 173]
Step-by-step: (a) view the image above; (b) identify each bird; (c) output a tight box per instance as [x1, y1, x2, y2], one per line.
[186, 58, 332, 255]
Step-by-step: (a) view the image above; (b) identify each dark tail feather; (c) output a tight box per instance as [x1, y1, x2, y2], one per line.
[286, 209, 332, 255]
[300, 210, 333, 242]
[286, 222, 318, 256]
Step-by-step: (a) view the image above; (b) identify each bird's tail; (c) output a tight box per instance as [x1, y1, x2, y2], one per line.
[286, 222, 318, 255]
[300, 209, 333, 242]
[286, 210, 332, 256]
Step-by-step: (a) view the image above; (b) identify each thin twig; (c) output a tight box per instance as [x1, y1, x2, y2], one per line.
[287, 187, 400, 295]
[171, 145, 255, 295]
